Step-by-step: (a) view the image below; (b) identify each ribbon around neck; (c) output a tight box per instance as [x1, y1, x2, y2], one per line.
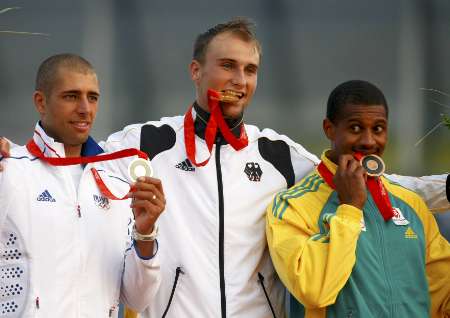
[317, 153, 394, 221]
[184, 89, 248, 167]
[26, 136, 148, 200]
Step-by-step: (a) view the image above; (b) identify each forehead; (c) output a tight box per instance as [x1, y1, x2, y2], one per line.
[337, 104, 387, 122]
[51, 67, 99, 93]
[205, 32, 260, 65]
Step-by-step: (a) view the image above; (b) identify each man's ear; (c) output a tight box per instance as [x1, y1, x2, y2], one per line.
[33, 90, 46, 115]
[190, 60, 201, 83]
[323, 118, 335, 141]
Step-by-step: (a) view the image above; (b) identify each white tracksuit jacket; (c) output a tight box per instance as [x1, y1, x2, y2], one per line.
[102, 107, 450, 318]
[0, 124, 161, 318]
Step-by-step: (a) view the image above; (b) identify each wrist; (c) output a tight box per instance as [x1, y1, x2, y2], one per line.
[132, 224, 158, 241]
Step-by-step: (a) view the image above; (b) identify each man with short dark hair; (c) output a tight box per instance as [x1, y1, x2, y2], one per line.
[267, 80, 450, 317]
[0, 54, 164, 317]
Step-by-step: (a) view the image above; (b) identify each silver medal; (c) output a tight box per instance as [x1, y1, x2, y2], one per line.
[128, 158, 153, 182]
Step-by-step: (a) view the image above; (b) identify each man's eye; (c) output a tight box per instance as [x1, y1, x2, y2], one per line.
[374, 126, 384, 133]
[88, 95, 99, 102]
[246, 66, 258, 75]
[222, 63, 233, 69]
[350, 125, 361, 133]
[64, 94, 77, 100]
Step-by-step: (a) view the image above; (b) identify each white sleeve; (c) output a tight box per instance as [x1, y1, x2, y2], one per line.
[6, 138, 19, 149]
[101, 124, 144, 183]
[258, 127, 319, 184]
[0, 161, 6, 229]
[120, 242, 161, 312]
[385, 174, 450, 213]
[290, 144, 319, 183]
[0, 160, 16, 231]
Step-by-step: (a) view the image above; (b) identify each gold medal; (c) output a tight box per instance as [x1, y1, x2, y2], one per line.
[128, 158, 153, 182]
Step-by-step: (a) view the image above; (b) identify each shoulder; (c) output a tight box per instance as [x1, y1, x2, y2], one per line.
[246, 125, 318, 187]
[105, 116, 183, 158]
[247, 125, 319, 163]
[383, 177, 429, 213]
[4, 146, 38, 167]
[0, 146, 37, 191]
[270, 171, 332, 220]
[139, 116, 182, 160]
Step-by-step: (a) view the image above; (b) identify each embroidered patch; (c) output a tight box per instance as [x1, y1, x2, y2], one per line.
[392, 207, 409, 226]
[244, 162, 262, 181]
[93, 195, 110, 210]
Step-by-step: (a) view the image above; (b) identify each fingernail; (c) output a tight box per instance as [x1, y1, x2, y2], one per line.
[137, 177, 145, 182]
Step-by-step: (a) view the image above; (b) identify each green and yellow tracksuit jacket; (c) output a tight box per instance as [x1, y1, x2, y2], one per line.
[266, 152, 450, 318]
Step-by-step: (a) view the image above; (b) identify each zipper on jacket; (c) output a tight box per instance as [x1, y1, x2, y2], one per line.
[215, 139, 226, 318]
[370, 199, 394, 316]
[162, 267, 184, 318]
[257, 272, 277, 318]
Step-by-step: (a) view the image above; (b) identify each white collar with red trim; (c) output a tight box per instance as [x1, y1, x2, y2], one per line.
[32, 122, 65, 158]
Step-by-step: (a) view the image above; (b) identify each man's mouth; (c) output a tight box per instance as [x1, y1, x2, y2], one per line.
[353, 149, 379, 157]
[70, 121, 90, 132]
[219, 90, 245, 103]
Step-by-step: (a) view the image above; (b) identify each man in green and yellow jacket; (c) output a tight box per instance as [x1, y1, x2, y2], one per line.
[266, 80, 450, 318]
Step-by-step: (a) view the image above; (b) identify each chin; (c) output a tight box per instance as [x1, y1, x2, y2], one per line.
[221, 104, 245, 119]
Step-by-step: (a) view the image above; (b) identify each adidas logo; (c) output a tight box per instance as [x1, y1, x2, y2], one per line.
[404, 227, 418, 239]
[37, 190, 56, 202]
[175, 159, 195, 172]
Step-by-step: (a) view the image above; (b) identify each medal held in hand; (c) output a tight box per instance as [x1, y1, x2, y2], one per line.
[360, 154, 385, 177]
[128, 158, 153, 182]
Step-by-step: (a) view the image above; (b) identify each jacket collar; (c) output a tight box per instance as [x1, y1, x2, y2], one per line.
[320, 150, 338, 175]
[192, 102, 244, 145]
[32, 122, 103, 158]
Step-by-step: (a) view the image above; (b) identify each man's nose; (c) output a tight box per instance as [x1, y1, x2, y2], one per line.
[231, 68, 246, 86]
[359, 129, 376, 147]
[77, 96, 90, 114]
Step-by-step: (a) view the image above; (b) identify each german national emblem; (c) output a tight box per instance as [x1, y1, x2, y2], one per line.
[93, 194, 110, 210]
[244, 162, 262, 182]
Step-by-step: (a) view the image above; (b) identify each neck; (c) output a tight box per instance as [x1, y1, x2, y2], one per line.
[194, 100, 244, 127]
[327, 150, 339, 165]
[40, 122, 82, 157]
[64, 145, 82, 157]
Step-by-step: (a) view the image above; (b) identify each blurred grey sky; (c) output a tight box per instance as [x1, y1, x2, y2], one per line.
[1, 0, 449, 231]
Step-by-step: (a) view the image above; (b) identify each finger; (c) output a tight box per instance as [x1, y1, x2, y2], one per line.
[354, 165, 367, 179]
[132, 200, 165, 215]
[347, 158, 361, 173]
[130, 183, 164, 200]
[137, 176, 165, 196]
[131, 199, 164, 217]
[0, 138, 10, 157]
[132, 179, 162, 193]
[130, 189, 164, 204]
[337, 154, 354, 170]
[128, 182, 163, 199]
